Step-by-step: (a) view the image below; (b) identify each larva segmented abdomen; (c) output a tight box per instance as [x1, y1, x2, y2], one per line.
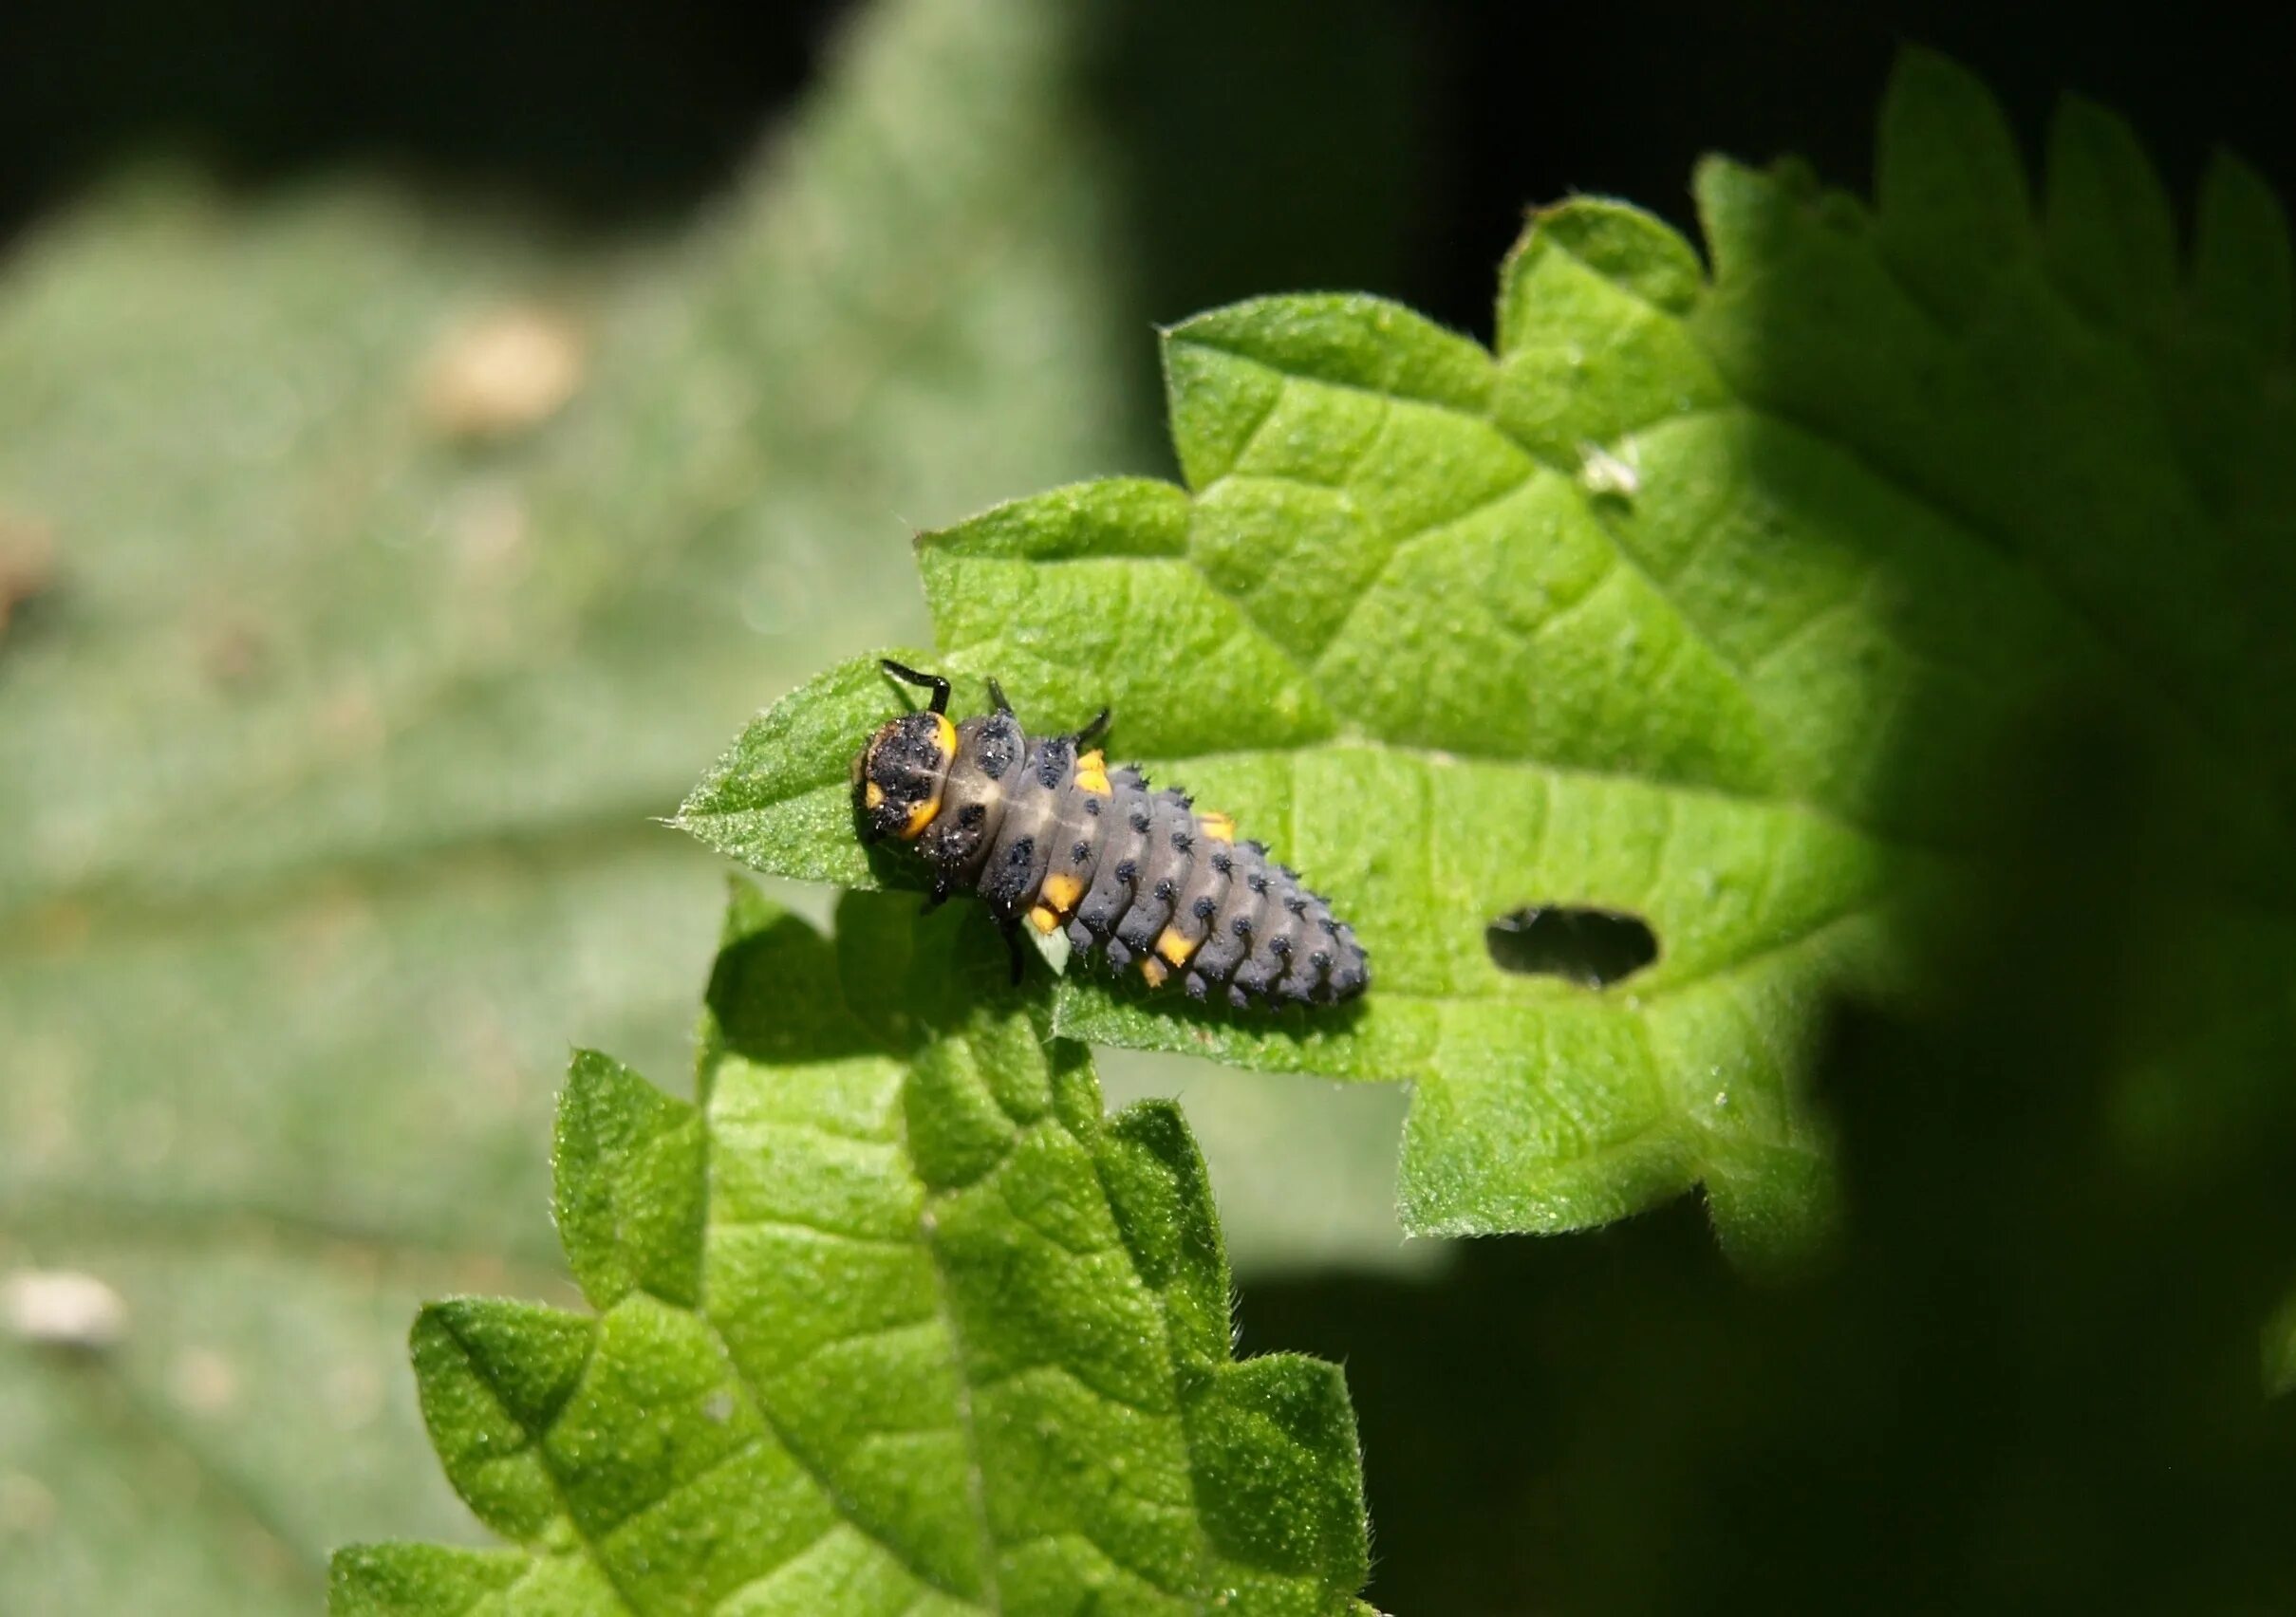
[924, 715, 1368, 1010]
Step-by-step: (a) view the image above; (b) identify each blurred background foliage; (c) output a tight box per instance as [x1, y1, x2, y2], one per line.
[3, 2, 2294, 1613]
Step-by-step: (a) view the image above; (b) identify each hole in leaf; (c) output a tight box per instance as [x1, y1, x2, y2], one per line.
[1485, 905, 1659, 988]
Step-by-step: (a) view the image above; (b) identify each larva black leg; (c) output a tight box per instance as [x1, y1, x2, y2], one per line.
[920, 878, 954, 915]
[879, 658, 950, 716]
[999, 920, 1027, 985]
[986, 678, 1014, 716]
[1071, 707, 1111, 747]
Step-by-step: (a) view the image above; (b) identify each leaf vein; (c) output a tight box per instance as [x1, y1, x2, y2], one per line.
[435, 1316, 643, 1615]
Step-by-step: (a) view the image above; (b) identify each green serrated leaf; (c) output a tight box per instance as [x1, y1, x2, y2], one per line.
[2044, 95, 2178, 331]
[2193, 149, 2294, 353]
[341, 885, 1369, 1615]
[679, 48, 2296, 1260]
[1875, 46, 2033, 317]
[554, 1051, 706, 1311]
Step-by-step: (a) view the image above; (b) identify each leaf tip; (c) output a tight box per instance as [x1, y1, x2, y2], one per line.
[2042, 88, 2177, 325]
[2193, 142, 2295, 353]
[552, 1047, 705, 1311]
[1498, 195, 1706, 351]
[1876, 43, 2033, 308]
[1882, 41, 2005, 129]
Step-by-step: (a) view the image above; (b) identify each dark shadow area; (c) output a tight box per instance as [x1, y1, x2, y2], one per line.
[1486, 905, 1660, 988]
[1098, 0, 2296, 357]
[1084, 0, 1428, 339]
[703, 903, 878, 1066]
[9, 3, 2296, 326]
[1413, 1, 2296, 340]
[1248, 701, 2296, 1614]
[0, 0, 844, 238]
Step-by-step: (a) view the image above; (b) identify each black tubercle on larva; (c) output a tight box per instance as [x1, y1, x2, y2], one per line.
[850, 667, 1370, 1011]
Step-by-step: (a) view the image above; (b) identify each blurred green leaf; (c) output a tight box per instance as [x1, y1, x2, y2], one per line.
[333, 883, 1370, 1616]
[0, 0, 1170, 1608]
[681, 49, 2296, 1263]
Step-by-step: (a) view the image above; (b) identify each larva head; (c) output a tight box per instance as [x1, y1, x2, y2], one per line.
[853, 709, 958, 843]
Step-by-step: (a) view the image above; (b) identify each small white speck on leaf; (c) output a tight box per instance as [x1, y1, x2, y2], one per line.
[1577, 439, 1641, 498]
[3, 1269, 128, 1350]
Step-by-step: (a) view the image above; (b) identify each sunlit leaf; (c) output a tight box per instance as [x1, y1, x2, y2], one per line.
[682, 49, 2296, 1260]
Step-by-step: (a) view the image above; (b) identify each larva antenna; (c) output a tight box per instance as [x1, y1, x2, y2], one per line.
[879, 658, 950, 716]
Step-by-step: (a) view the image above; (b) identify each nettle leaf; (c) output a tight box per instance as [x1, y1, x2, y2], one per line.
[331, 883, 1370, 1616]
[681, 49, 2296, 1259]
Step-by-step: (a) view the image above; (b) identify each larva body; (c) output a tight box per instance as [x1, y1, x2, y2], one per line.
[854, 661, 1369, 1009]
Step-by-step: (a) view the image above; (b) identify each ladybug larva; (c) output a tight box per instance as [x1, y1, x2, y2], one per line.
[853, 660, 1370, 1009]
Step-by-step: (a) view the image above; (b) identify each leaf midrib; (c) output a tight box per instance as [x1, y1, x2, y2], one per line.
[686, 1116, 980, 1609]
[887, 1039, 1006, 1617]
[436, 1313, 643, 1617]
